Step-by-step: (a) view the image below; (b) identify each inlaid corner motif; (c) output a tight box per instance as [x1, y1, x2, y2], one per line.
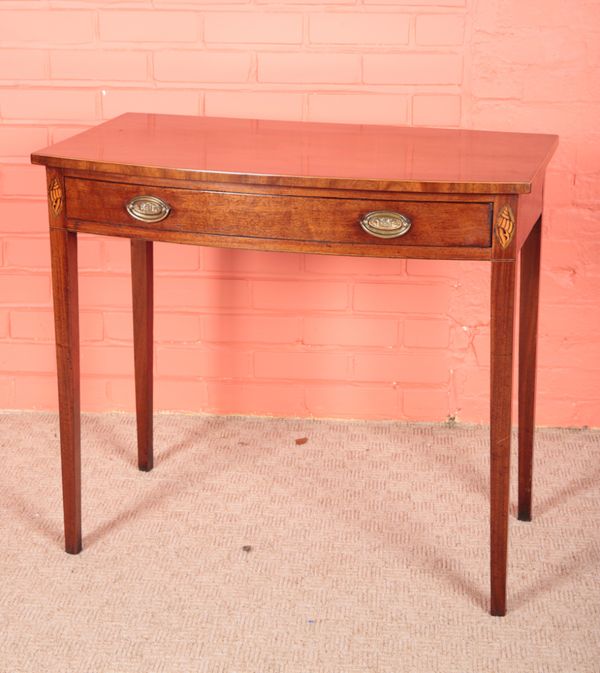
[49, 177, 63, 216]
[495, 204, 515, 249]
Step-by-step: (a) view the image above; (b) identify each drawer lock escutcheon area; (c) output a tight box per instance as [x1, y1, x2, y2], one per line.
[360, 211, 412, 239]
[126, 195, 171, 223]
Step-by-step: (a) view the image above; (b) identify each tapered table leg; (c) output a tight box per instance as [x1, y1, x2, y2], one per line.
[50, 228, 82, 554]
[518, 217, 542, 522]
[131, 239, 154, 472]
[490, 259, 517, 616]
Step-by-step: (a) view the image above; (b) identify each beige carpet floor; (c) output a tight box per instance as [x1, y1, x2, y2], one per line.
[0, 411, 598, 673]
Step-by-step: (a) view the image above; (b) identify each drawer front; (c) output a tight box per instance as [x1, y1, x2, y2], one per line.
[65, 178, 492, 248]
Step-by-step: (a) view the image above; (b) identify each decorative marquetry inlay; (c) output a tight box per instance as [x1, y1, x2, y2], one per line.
[495, 204, 515, 249]
[49, 177, 63, 216]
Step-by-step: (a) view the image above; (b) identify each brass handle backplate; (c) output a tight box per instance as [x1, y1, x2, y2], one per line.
[126, 195, 171, 223]
[360, 211, 412, 239]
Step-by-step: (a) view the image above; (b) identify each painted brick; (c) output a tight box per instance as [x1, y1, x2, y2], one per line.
[309, 13, 410, 45]
[50, 125, 91, 143]
[102, 238, 132, 272]
[305, 384, 398, 419]
[202, 315, 301, 344]
[80, 345, 134, 376]
[50, 50, 148, 81]
[0, 49, 48, 80]
[0, 11, 94, 44]
[253, 280, 348, 311]
[205, 91, 304, 121]
[101, 312, 131, 341]
[79, 275, 132, 308]
[538, 368, 600, 401]
[0, 310, 9, 338]
[412, 95, 461, 126]
[155, 312, 202, 342]
[207, 382, 304, 416]
[101, 89, 200, 118]
[205, 12, 302, 44]
[307, 94, 408, 125]
[254, 351, 349, 380]
[99, 11, 199, 42]
[77, 237, 104, 271]
[303, 316, 398, 347]
[9, 309, 54, 340]
[10, 309, 103, 342]
[364, 0, 464, 5]
[404, 319, 450, 348]
[258, 53, 361, 84]
[157, 346, 252, 378]
[354, 352, 451, 384]
[103, 378, 133, 410]
[81, 378, 112, 412]
[354, 282, 451, 314]
[454, 367, 487, 398]
[538, 337, 600, 371]
[154, 379, 207, 411]
[540, 304, 600, 338]
[155, 243, 200, 271]
[257, 0, 351, 4]
[403, 389, 450, 421]
[304, 256, 405, 276]
[363, 54, 463, 85]
[0, 127, 48, 157]
[13, 375, 57, 409]
[4, 237, 50, 268]
[0, 165, 46, 197]
[154, 0, 248, 4]
[0, 342, 55, 373]
[103, 310, 201, 343]
[0, 376, 14, 406]
[153, 51, 251, 83]
[155, 278, 250, 309]
[202, 249, 302, 274]
[0, 274, 49, 304]
[0, 0, 596, 427]
[472, 331, 490, 367]
[405, 259, 459, 278]
[0, 200, 48, 234]
[0, 89, 97, 121]
[416, 15, 465, 45]
[454, 396, 488, 423]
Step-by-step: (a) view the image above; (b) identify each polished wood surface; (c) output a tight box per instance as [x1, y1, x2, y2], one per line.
[490, 245, 518, 617]
[518, 217, 542, 522]
[32, 114, 557, 616]
[32, 113, 558, 195]
[65, 176, 493, 250]
[47, 169, 82, 555]
[131, 240, 153, 472]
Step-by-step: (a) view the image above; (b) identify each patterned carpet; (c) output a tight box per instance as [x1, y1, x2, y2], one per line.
[0, 411, 598, 673]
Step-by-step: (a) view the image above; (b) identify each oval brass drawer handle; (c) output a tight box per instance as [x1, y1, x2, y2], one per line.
[126, 195, 171, 223]
[360, 211, 412, 239]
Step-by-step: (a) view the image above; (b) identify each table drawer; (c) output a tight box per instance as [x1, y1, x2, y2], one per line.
[65, 178, 492, 248]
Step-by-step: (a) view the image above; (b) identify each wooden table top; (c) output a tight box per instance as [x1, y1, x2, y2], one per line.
[32, 113, 558, 195]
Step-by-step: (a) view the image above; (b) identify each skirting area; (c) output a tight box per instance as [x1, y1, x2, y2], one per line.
[0, 411, 598, 673]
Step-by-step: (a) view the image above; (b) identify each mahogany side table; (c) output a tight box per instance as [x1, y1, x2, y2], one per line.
[31, 113, 558, 616]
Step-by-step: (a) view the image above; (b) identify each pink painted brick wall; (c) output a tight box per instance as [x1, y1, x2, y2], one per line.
[1, 0, 599, 426]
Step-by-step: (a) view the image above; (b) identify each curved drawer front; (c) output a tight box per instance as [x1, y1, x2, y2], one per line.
[65, 178, 493, 249]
